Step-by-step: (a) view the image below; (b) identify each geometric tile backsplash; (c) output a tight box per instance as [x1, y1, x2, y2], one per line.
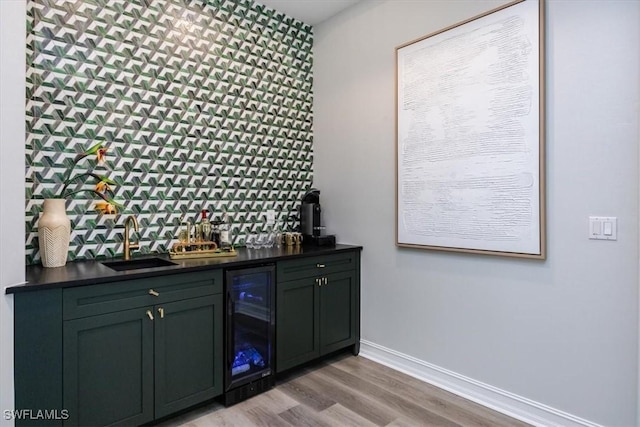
[25, 0, 313, 264]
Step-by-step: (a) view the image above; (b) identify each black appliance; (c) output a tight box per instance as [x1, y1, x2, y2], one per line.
[223, 264, 275, 406]
[299, 189, 336, 246]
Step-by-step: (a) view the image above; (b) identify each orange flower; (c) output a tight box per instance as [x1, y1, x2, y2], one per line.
[95, 180, 111, 193]
[57, 142, 124, 215]
[96, 147, 107, 165]
[95, 201, 117, 214]
[61, 144, 113, 195]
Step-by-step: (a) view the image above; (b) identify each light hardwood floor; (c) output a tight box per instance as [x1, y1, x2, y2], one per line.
[157, 353, 530, 427]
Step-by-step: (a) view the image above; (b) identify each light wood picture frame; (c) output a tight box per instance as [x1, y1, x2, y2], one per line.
[395, 0, 546, 259]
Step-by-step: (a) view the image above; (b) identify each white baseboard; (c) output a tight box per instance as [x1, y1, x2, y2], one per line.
[359, 340, 602, 427]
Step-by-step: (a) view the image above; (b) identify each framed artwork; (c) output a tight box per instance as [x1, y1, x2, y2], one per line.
[396, 0, 546, 259]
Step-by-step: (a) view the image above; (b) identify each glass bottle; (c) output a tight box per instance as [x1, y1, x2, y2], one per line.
[200, 209, 212, 243]
[212, 219, 221, 249]
[220, 211, 231, 250]
[275, 220, 284, 248]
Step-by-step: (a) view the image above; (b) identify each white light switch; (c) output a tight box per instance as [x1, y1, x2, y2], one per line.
[589, 216, 617, 241]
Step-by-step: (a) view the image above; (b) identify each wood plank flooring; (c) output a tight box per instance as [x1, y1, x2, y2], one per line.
[156, 353, 530, 427]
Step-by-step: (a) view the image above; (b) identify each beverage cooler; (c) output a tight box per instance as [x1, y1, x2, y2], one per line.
[223, 264, 275, 405]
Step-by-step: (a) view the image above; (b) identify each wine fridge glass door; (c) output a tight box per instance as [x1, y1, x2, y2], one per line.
[225, 264, 275, 391]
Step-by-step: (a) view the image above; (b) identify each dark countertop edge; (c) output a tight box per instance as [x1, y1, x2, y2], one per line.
[7, 244, 363, 294]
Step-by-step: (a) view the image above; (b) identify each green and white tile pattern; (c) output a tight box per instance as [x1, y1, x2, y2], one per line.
[25, 0, 313, 264]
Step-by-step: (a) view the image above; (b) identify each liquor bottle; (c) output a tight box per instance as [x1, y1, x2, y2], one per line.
[200, 209, 212, 243]
[220, 211, 231, 249]
[212, 219, 221, 249]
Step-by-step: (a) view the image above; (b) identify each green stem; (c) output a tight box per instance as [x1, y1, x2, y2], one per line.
[60, 172, 93, 197]
[64, 189, 124, 210]
[63, 188, 111, 200]
[58, 150, 93, 196]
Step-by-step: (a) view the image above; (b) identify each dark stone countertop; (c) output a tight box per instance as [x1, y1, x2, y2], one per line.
[7, 244, 362, 294]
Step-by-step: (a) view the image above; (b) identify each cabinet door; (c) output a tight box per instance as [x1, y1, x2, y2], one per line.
[154, 295, 223, 418]
[15, 289, 63, 427]
[63, 308, 154, 427]
[319, 270, 358, 354]
[276, 278, 319, 373]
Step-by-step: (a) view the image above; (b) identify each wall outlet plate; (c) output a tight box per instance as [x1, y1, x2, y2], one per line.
[266, 210, 276, 225]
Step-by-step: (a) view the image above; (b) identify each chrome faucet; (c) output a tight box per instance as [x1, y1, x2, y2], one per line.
[123, 215, 140, 260]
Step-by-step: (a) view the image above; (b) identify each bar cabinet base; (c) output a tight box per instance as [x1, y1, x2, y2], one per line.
[222, 375, 275, 406]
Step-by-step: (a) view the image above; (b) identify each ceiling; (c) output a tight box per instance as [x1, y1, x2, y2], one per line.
[255, 0, 361, 26]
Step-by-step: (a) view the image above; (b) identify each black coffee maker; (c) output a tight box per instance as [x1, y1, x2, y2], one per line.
[299, 189, 336, 246]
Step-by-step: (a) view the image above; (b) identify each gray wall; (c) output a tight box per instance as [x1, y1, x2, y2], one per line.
[0, 1, 25, 425]
[313, 0, 639, 425]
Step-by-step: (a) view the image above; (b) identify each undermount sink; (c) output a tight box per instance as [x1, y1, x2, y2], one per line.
[102, 257, 177, 272]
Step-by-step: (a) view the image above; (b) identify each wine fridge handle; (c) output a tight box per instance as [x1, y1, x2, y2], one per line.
[226, 291, 234, 370]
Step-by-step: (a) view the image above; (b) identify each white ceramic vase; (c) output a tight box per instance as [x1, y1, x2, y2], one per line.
[38, 198, 71, 268]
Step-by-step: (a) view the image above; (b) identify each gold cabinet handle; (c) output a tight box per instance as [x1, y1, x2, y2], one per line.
[323, 277, 328, 285]
[149, 289, 160, 297]
[146, 310, 154, 320]
[158, 307, 164, 319]
[316, 263, 325, 268]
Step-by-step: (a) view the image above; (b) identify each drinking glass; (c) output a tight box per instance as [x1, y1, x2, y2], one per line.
[264, 231, 275, 248]
[254, 232, 267, 249]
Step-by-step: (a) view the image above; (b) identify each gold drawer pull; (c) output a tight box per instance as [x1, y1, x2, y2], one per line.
[316, 263, 325, 268]
[158, 307, 164, 319]
[148, 289, 160, 297]
[146, 310, 154, 320]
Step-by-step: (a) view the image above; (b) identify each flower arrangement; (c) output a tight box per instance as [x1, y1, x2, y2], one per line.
[58, 142, 124, 214]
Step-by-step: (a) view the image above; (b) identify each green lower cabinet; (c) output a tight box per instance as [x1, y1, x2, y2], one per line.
[276, 269, 359, 373]
[154, 295, 223, 419]
[62, 295, 223, 426]
[319, 270, 358, 354]
[14, 289, 63, 427]
[15, 250, 361, 427]
[63, 308, 154, 426]
[276, 277, 320, 372]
